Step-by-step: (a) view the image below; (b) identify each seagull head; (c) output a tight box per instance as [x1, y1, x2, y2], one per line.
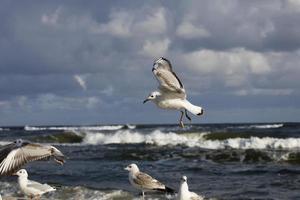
[143, 91, 161, 104]
[181, 175, 187, 183]
[153, 57, 172, 70]
[124, 163, 140, 173]
[51, 146, 65, 165]
[14, 139, 24, 147]
[13, 169, 28, 178]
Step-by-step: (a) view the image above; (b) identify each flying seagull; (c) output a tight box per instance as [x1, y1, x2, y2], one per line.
[177, 176, 203, 200]
[14, 169, 56, 199]
[0, 139, 65, 176]
[143, 57, 204, 127]
[125, 163, 174, 198]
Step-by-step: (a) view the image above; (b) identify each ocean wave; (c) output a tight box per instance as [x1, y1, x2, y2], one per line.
[82, 130, 300, 150]
[0, 182, 165, 200]
[24, 125, 132, 131]
[234, 123, 284, 129]
[250, 124, 284, 129]
[0, 182, 169, 200]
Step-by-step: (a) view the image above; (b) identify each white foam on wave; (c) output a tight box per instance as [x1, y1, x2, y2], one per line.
[250, 124, 284, 129]
[82, 130, 300, 150]
[234, 123, 284, 129]
[0, 141, 11, 146]
[24, 125, 127, 131]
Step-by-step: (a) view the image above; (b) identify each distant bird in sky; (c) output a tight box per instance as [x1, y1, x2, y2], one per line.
[125, 163, 174, 199]
[0, 139, 65, 176]
[177, 176, 204, 200]
[144, 57, 204, 127]
[14, 169, 56, 199]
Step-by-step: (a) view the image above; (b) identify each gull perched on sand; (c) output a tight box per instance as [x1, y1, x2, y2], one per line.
[125, 163, 174, 198]
[14, 169, 56, 199]
[177, 176, 203, 200]
[0, 139, 65, 176]
[143, 57, 204, 128]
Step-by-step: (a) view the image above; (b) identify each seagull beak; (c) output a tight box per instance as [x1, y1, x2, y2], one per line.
[12, 172, 17, 176]
[143, 99, 150, 104]
[124, 166, 129, 171]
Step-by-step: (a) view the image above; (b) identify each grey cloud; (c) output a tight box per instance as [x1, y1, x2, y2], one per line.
[0, 0, 300, 125]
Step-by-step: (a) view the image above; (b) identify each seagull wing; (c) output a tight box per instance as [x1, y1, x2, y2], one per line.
[152, 57, 186, 99]
[134, 172, 165, 190]
[27, 180, 56, 192]
[190, 192, 204, 200]
[0, 142, 65, 175]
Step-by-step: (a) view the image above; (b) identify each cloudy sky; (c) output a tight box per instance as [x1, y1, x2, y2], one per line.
[1, 0, 300, 126]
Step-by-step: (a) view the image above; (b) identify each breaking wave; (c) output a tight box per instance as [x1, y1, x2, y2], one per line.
[249, 124, 284, 129]
[0, 182, 144, 200]
[24, 125, 135, 131]
[82, 130, 300, 150]
[234, 123, 284, 129]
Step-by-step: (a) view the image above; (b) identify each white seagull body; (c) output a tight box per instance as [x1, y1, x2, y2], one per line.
[144, 57, 204, 127]
[14, 169, 56, 199]
[125, 163, 174, 198]
[0, 139, 65, 176]
[177, 176, 203, 200]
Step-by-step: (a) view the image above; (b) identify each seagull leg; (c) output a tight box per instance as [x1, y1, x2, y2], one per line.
[142, 191, 145, 200]
[185, 109, 192, 121]
[179, 111, 185, 128]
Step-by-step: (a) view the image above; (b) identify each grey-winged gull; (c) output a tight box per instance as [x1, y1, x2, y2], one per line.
[143, 57, 204, 128]
[0, 139, 65, 176]
[125, 163, 174, 198]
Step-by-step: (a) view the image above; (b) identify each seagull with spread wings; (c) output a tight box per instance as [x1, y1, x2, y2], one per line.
[125, 163, 174, 199]
[0, 139, 65, 176]
[143, 57, 204, 127]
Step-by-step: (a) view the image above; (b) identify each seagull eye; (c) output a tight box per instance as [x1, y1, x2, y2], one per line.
[129, 166, 132, 168]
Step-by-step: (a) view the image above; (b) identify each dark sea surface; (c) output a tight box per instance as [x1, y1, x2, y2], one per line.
[1, 123, 300, 200]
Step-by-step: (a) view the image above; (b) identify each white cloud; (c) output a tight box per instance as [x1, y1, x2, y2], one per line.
[141, 38, 170, 58]
[36, 93, 100, 110]
[97, 11, 132, 38]
[182, 48, 271, 76]
[287, 0, 300, 12]
[235, 88, 293, 96]
[135, 8, 167, 34]
[41, 7, 62, 26]
[74, 75, 87, 90]
[101, 85, 114, 96]
[176, 21, 210, 39]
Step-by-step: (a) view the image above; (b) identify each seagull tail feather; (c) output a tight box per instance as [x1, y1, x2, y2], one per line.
[183, 100, 204, 116]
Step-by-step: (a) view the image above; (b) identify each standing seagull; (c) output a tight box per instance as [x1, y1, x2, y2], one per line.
[0, 139, 65, 176]
[14, 169, 56, 199]
[125, 163, 174, 198]
[143, 57, 204, 128]
[177, 176, 203, 200]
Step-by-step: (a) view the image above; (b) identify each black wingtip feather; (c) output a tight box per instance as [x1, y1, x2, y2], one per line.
[155, 186, 175, 194]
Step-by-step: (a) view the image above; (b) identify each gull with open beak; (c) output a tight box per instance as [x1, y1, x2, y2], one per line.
[0, 139, 65, 176]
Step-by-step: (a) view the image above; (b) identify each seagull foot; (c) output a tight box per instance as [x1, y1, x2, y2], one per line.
[180, 120, 185, 128]
[185, 110, 192, 121]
